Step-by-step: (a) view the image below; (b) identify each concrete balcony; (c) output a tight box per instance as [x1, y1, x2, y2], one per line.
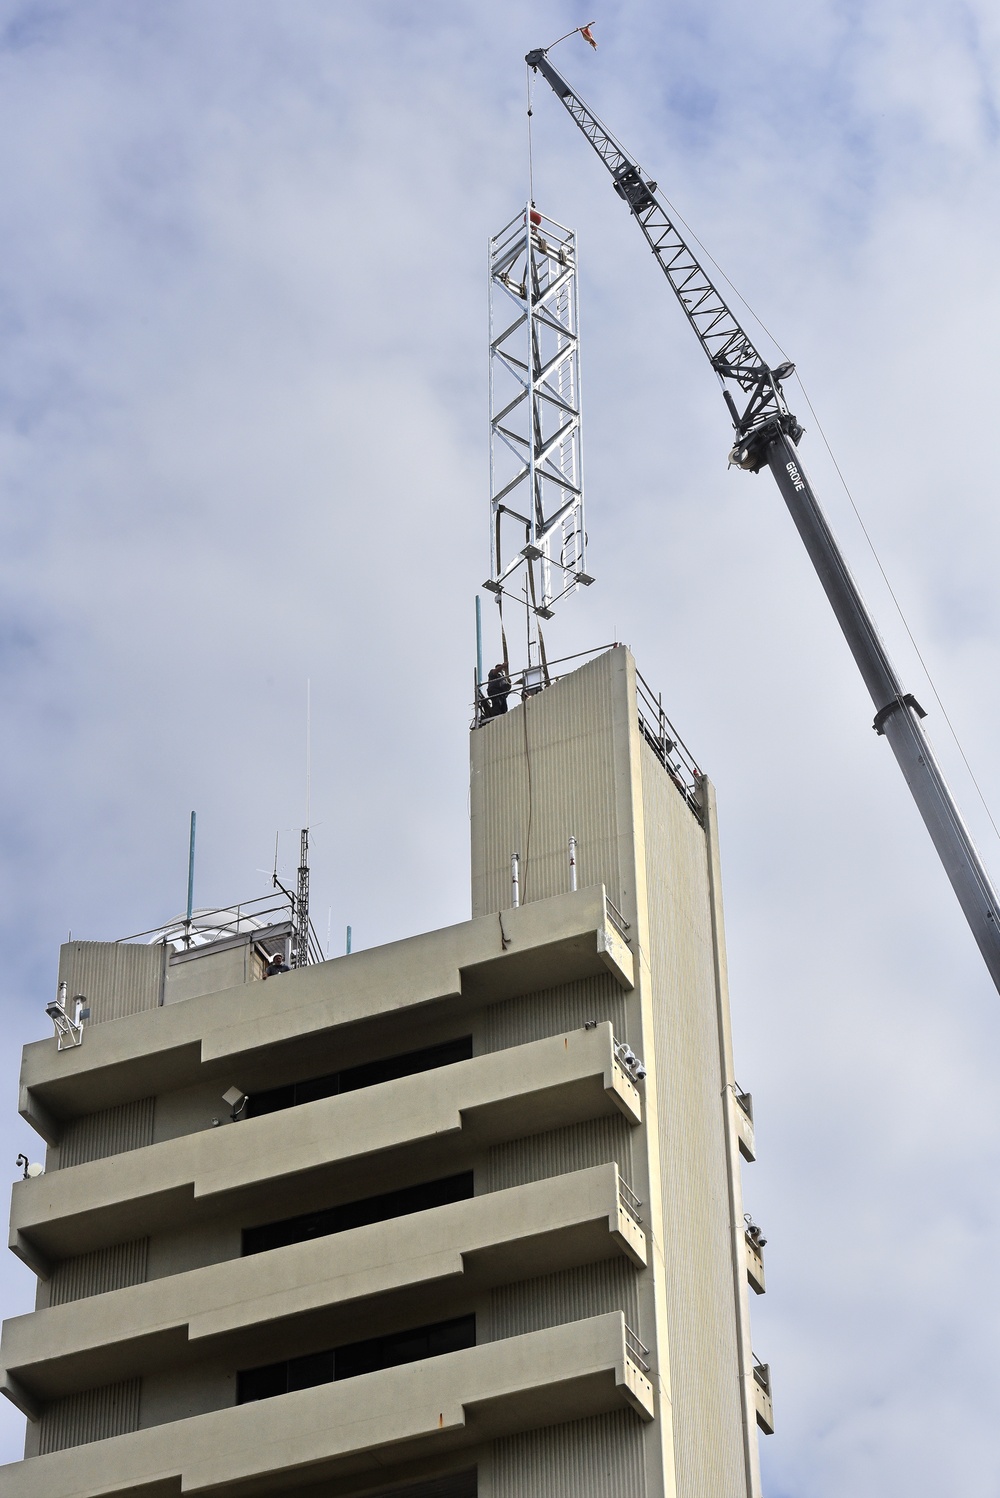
[0, 1312, 654, 1498]
[752, 1359, 774, 1435]
[11, 1024, 641, 1273]
[744, 1231, 765, 1296]
[20, 886, 634, 1146]
[731, 1088, 755, 1163]
[2, 1164, 646, 1411]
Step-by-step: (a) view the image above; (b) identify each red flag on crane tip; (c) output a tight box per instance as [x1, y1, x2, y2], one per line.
[580, 25, 597, 49]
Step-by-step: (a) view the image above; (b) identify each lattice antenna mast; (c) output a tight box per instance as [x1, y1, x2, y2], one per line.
[293, 827, 310, 969]
[485, 207, 593, 678]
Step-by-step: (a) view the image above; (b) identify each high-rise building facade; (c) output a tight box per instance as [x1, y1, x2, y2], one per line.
[1, 646, 769, 1498]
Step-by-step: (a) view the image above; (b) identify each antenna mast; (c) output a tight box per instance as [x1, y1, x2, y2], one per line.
[293, 827, 310, 968]
[484, 206, 592, 683]
[293, 680, 312, 969]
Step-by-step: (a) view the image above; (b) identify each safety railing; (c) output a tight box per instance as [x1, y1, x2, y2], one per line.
[605, 896, 632, 944]
[471, 645, 704, 822]
[752, 1355, 772, 1394]
[734, 1085, 754, 1122]
[624, 1323, 651, 1374]
[117, 891, 325, 966]
[634, 666, 704, 821]
[472, 641, 623, 728]
[619, 1177, 643, 1225]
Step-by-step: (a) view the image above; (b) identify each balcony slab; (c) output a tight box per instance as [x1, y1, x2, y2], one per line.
[3, 1165, 646, 1406]
[0, 1313, 654, 1498]
[20, 887, 633, 1144]
[11, 1025, 640, 1271]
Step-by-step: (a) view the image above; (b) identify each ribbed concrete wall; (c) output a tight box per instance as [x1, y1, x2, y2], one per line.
[38, 1377, 141, 1454]
[471, 649, 636, 919]
[53, 1097, 155, 1170]
[639, 738, 746, 1498]
[57, 941, 163, 1025]
[490, 1259, 639, 1340]
[473, 646, 756, 1498]
[48, 1238, 149, 1308]
[473, 658, 653, 1498]
[485, 968, 638, 1200]
[492, 1410, 645, 1498]
[486, 973, 626, 1051]
[486, 1115, 634, 1193]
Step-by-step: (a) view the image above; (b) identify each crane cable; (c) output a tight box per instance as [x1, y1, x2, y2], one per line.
[791, 372, 1000, 848]
[526, 62, 536, 207]
[654, 196, 1000, 848]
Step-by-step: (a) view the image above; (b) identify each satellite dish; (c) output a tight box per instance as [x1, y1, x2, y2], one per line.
[25, 1163, 44, 1179]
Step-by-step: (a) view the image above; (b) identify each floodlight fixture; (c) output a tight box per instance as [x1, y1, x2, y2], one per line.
[614, 1039, 647, 1086]
[744, 1214, 766, 1249]
[45, 986, 85, 1050]
[222, 1087, 248, 1121]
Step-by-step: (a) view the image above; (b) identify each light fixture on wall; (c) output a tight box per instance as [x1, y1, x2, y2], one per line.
[615, 1040, 647, 1085]
[45, 981, 89, 1050]
[222, 1087, 248, 1122]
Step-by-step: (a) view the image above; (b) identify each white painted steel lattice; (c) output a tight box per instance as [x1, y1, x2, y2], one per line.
[486, 207, 591, 640]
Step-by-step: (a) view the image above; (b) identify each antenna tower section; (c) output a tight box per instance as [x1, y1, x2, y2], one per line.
[485, 207, 592, 679]
[293, 827, 310, 968]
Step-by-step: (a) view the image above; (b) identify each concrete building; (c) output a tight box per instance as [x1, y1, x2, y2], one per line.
[0, 645, 769, 1498]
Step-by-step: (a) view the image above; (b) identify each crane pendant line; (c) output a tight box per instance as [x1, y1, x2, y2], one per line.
[527, 48, 1000, 994]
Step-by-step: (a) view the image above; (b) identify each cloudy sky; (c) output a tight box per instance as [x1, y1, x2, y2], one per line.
[2, 2, 1000, 1491]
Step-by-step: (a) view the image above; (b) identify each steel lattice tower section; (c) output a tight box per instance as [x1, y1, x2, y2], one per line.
[293, 827, 310, 968]
[485, 207, 592, 679]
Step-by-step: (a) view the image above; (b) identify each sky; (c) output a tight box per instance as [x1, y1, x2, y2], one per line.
[1, 2, 999, 1492]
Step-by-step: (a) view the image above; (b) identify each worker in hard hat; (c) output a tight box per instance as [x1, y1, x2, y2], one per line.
[263, 952, 289, 979]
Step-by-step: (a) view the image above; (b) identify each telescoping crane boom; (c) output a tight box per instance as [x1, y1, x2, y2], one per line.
[526, 47, 1000, 995]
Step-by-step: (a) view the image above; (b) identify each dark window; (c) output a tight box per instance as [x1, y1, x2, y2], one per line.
[370, 1476, 476, 1498]
[236, 1315, 476, 1404]
[242, 1171, 474, 1257]
[236, 1359, 287, 1403]
[247, 1036, 473, 1119]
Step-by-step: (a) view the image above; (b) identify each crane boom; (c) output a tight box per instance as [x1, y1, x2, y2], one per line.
[527, 48, 1000, 994]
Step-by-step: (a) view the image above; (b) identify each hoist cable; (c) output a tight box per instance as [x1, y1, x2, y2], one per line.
[526, 63, 536, 207]
[791, 373, 1000, 846]
[645, 173, 1000, 847]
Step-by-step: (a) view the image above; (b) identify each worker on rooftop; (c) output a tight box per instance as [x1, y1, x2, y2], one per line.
[481, 663, 512, 719]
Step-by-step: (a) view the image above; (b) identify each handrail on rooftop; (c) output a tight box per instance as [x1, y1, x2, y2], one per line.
[471, 641, 623, 728]
[116, 890, 326, 967]
[472, 643, 705, 822]
[633, 665, 704, 821]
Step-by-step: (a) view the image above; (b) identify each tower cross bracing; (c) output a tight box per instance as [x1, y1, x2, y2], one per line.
[486, 207, 591, 649]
